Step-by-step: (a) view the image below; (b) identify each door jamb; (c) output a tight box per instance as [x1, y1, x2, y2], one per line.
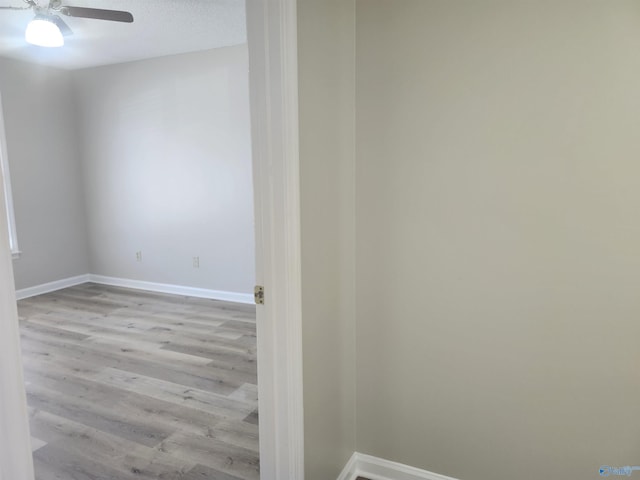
[0, 116, 34, 480]
[248, 0, 305, 478]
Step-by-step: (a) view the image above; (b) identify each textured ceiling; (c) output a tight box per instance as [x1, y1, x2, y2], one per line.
[0, 0, 246, 70]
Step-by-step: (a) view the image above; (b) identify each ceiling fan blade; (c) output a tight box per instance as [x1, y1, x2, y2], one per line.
[59, 6, 133, 23]
[52, 14, 72, 36]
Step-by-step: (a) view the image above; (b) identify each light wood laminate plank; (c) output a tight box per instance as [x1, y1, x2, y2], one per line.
[19, 283, 258, 480]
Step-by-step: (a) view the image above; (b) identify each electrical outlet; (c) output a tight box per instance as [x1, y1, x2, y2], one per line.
[136, 251, 142, 262]
[193, 256, 200, 268]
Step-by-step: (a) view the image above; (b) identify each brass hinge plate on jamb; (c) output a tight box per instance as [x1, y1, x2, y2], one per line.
[254, 285, 264, 305]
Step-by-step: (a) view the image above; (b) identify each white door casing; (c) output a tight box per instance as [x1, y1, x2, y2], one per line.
[0, 163, 34, 479]
[247, 0, 305, 478]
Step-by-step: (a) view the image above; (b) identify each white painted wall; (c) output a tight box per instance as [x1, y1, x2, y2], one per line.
[356, 1, 640, 480]
[73, 46, 255, 295]
[0, 57, 90, 290]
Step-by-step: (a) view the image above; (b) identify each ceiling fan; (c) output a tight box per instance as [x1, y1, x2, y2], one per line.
[0, 0, 133, 47]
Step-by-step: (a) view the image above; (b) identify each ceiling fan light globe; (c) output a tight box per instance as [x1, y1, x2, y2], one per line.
[25, 18, 64, 48]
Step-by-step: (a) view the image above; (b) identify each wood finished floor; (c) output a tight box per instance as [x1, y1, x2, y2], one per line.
[17, 283, 259, 480]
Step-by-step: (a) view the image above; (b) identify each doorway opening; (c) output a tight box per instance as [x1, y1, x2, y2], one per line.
[0, 1, 303, 479]
[1, 3, 261, 479]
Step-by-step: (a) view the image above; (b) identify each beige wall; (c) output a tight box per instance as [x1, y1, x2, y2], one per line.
[356, 1, 640, 479]
[0, 57, 90, 290]
[298, 0, 356, 478]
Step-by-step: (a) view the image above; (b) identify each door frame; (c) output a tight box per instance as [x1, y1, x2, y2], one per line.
[0, 0, 304, 478]
[0, 100, 34, 480]
[247, 0, 305, 478]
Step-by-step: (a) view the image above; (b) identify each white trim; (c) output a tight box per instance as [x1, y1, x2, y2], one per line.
[337, 452, 359, 480]
[15, 274, 90, 300]
[339, 453, 462, 480]
[0, 120, 33, 480]
[247, 0, 304, 478]
[88, 275, 254, 304]
[0, 94, 20, 256]
[14, 273, 254, 304]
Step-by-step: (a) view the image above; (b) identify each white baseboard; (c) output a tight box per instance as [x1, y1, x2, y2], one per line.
[337, 453, 359, 480]
[88, 275, 254, 304]
[15, 274, 90, 300]
[338, 453, 461, 480]
[15, 274, 253, 305]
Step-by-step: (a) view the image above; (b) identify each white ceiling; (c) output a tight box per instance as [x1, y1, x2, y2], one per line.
[0, 0, 246, 70]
